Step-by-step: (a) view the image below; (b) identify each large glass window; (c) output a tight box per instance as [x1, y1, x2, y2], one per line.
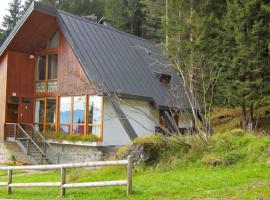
[88, 96, 102, 138]
[73, 96, 86, 135]
[58, 96, 103, 138]
[59, 97, 72, 134]
[35, 98, 56, 132]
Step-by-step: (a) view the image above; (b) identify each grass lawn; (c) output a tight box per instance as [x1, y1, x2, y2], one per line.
[0, 163, 269, 200]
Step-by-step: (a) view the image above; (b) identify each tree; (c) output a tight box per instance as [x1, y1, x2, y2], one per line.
[23, 0, 34, 12]
[104, 0, 130, 32]
[140, 0, 165, 42]
[223, 0, 270, 129]
[2, 0, 23, 37]
[58, 0, 105, 19]
[0, 29, 5, 45]
[127, 0, 144, 36]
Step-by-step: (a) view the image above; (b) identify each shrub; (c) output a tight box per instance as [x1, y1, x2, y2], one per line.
[43, 132, 98, 142]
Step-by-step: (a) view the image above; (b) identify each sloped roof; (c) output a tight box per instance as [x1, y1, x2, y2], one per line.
[0, 2, 190, 109]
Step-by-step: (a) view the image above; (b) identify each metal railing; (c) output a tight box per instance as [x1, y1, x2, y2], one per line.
[0, 156, 133, 197]
[20, 123, 60, 163]
[4, 123, 60, 164]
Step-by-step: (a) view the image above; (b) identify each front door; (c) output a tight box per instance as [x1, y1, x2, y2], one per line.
[18, 98, 33, 124]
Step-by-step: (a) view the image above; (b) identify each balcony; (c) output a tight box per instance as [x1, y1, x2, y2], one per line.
[35, 80, 57, 93]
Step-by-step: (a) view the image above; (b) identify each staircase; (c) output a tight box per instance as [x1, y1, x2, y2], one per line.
[4, 123, 59, 165]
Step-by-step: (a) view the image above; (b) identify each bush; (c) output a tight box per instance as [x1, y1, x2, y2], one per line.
[43, 132, 98, 142]
[117, 132, 270, 168]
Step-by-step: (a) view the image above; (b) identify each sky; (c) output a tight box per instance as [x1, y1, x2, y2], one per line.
[0, 0, 26, 28]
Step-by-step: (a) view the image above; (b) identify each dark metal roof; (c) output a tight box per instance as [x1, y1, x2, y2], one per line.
[0, 2, 190, 109]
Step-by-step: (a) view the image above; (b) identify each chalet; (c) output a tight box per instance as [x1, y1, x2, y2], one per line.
[0, 2, 192, 164]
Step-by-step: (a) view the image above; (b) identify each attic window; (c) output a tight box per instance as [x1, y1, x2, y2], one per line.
[47, 32, 59, 49]
[159, 74, 171, 85]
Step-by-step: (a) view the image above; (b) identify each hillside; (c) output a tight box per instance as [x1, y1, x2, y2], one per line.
[0, 133, 269, 199]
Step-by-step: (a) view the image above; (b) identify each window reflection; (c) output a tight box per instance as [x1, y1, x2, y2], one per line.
[73, 96, 85, 124]
[46, 99, 56, 123]
[48, 54, 58, 80]
[60, 97, 71, 124]
[36, 56, 46, 81]
[88, 96, 102, 137]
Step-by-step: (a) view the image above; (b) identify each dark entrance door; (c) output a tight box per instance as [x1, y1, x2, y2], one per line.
[18, 98, 33, 124]
[6, 104, 19, 123]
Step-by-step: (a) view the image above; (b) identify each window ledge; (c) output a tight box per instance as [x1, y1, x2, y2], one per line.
[47, 139, 103, 147]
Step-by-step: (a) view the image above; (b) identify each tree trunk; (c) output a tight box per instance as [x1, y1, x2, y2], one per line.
[242, 104, 247, 129]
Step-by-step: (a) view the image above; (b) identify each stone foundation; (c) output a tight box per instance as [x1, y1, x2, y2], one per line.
[0, 140, 120, 164]
[47, 143, 104, 164]
[0, 141, 28, 163]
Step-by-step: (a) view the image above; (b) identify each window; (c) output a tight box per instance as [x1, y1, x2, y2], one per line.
[35, 32, 58, 93]
[35, 55, 58, 93]
[88, 96, 102, 138]
[159, 74, 171, 85]
[59, 97, 72, 134]
[73, 96, 86, 135]
[35, 98, 56, 132]
[47, 32, 59, 49]
[59, 96, 103, 138]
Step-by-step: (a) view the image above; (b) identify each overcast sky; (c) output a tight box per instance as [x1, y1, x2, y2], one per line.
[0, 0, 26, 28]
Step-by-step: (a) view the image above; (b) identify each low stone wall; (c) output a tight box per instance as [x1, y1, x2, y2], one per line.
[0, 141, 120, 164]
[46, 142, 121, 164]
[0, 141, 27, 163]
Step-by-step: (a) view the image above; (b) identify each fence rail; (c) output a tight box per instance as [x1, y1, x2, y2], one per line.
[0, 156, 133, 196]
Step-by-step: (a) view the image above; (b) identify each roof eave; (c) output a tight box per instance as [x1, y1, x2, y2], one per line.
[0, 1, 56, 58]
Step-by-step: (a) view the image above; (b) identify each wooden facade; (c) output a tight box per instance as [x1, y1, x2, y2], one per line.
[0, 11, 99, 140]
[58, 32, 95, 96]
[0, 55, 8, 140]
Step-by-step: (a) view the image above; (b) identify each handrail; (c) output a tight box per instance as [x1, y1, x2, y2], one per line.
[22, 123, 55, 152]
[16, 124, 47, 157]
[19, 123, 60, 163]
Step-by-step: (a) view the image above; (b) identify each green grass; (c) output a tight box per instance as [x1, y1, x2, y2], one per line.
[0, 164, 269, 199]
[0, 133, 269, 199]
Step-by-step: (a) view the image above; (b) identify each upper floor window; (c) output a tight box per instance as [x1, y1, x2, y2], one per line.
[47, 32, 59, 49]
[35, 32, 58, 93]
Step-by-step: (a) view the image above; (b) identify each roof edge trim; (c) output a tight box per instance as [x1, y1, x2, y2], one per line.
[0, 1, 57, 58]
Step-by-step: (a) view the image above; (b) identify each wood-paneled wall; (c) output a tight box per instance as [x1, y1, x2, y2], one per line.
[6, 51, 35, 124]
[58, 32, 95, 96]
[0, 55, 8, 140]
[6, 51, 35, 97]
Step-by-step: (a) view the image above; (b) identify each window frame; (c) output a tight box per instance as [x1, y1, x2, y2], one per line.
[58, 95, 104, 140]
[35, 32, 59, 94]
[34, 97, 57, 132]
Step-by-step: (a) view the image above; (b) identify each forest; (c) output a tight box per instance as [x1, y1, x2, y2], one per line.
[0, 0, 269, 131]
[0, 1, 269, 199]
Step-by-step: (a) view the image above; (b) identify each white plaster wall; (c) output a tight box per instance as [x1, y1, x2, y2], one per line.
[102, 97, 159, 146]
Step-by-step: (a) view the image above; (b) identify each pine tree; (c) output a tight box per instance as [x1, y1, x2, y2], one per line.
[223, 0, 270, 128]
[104, 0, 130, 32]
[23, 0, 34, 12]
[140, 0, 165, 42]
[127, 0, 144, 36]
[0, 29, 5, 45]
[58, 0, 105, 18]
[2, 0, 23, 36]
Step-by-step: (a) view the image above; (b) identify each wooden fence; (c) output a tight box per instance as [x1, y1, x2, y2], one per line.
[0, 156, 133, 196]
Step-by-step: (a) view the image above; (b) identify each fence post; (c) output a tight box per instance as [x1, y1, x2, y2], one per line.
[7, 169, 12, 194]
[61, 167, 66, 197]
[127, 155, 133, 196]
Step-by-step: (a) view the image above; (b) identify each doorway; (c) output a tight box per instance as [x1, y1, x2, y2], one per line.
[6, 104, 19, 123]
